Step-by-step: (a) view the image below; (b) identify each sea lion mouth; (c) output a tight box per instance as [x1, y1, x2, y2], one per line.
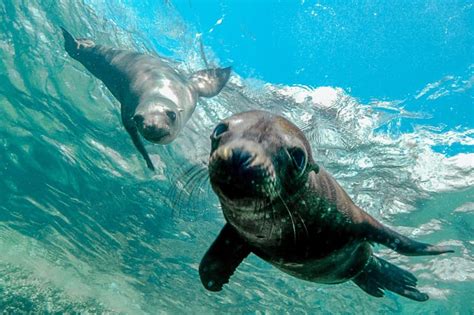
[143, 131, 172, 143]
[134, 117, 173, 143]
[211, 173, 273, 200]
[133, 111, 176, 143]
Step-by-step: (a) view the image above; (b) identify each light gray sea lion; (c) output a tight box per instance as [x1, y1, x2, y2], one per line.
[199, 110, 453, 301]
[61, 27, 231, 170]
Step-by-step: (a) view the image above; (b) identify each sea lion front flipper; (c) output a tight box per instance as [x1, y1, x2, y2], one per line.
[362, 215, 454, 256]
[190, 67, 232, 98]
[353, 255, 429, 302]
[123, 120, 155, 171]
[199, 223, 251, 291]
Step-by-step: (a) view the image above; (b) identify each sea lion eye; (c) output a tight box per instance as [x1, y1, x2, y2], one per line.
[166, 110, 177, 121]
[211, 123, 228, 139]
[288, 147, 306, 172]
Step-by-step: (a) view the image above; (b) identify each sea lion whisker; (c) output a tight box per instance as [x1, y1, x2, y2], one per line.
[277, 195, 297, 242]
[268, 201, 276, 240]
[277, 190, 297, 244]
[172, 164, 208, 211]
[171, 182, 192, 214]
[170, 183, 184, 215]
[181, 163, 208, 187]
[171, 174, 195, 209]
[294, 206, 310, 240]
[185, 169, 209, 211]
[195, 170, 210, 197]
[180, 178, 201, 212]
[255, 200, 266, 235]
[261, 197, 272, 235]
[190, 171, 211, 210]
[180, 163, 208, 180]
[166, 159, 207, 211]
[168, 173, 186, 213]
[263, 185, 277, 240]
[285, 190, 309, 240]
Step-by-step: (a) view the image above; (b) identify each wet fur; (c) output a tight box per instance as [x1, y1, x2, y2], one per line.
[62, 27, 230, 170]
[201, 110, 453, 301]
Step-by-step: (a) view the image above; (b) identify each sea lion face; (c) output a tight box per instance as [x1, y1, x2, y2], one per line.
[209, 110, 316, 209]
[133, 98, 182, 144]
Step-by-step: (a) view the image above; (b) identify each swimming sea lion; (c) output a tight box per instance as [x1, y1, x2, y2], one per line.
[199, 110, 453, 301]
[61, 27, 231, 170]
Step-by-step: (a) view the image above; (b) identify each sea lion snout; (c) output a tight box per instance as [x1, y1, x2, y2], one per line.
[209, 142, 276, 200]
[210, 142, 271, 176]
[133, 112, 174, 143]
[225, 147, 256, 169]
[134, 96, 180, 143]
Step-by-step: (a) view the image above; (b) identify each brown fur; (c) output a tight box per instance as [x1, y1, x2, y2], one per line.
[200, 110, 453, 300]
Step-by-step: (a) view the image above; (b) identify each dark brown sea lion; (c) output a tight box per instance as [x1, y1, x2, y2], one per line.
[61, 27, 231, 170]
[199, 110, 453, 301]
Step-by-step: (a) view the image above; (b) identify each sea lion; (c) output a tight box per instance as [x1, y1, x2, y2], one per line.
[199, 110, 453, 301]
[61, 27, 231, 170]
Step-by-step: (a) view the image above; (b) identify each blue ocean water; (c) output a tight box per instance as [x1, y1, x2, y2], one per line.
[0, 0, 473, 313]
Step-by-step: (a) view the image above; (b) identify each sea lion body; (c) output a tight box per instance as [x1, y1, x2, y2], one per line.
[222, 166, 372, 284]
[200, 110, 453, 301]
[62, 28, 231, 170]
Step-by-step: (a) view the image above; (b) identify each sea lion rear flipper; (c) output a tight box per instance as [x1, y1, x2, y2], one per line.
[362, 215, 454, 256]
[352, 255, 429, 302]
[61, 27, 96, 60]
[190, 67, 231, 98]
[199, 223, 251, 291]
[123, 122, 155, 171]
[61, 27, 79, 57]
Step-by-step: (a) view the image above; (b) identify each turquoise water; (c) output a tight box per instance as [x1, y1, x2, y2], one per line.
[1, 0, 473, 313]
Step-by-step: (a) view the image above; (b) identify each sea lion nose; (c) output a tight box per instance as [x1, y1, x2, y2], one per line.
[230, 148, 255, 169]
[210, 146, 269, 199]
[134, 114, 169, 133]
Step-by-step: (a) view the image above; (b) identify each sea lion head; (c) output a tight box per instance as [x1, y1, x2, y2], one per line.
[133, 97, 182, 144]
[208, 110, 318, 209]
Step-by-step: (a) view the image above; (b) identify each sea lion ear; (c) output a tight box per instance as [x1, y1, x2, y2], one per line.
[199, 223, 251, 291]
[309, 162, 319, 174]
[190, 67, 232, 98]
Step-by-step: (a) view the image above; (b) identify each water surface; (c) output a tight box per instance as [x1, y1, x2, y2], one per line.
[0, 0, 473, 313]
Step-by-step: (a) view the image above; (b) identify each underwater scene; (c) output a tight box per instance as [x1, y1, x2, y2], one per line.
[0, 0, 473, 313]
